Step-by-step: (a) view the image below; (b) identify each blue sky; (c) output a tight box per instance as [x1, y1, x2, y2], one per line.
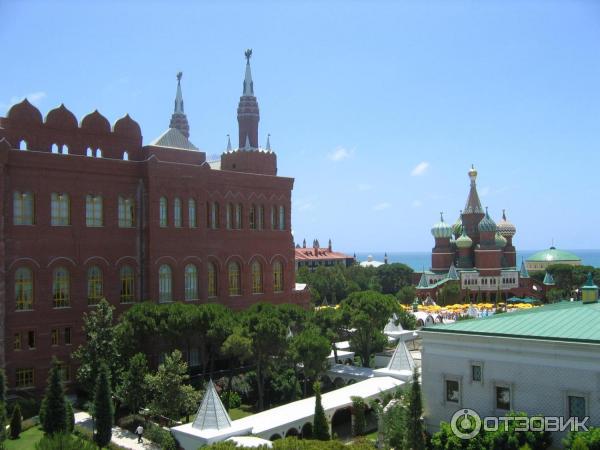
[1, 0, 599, 252]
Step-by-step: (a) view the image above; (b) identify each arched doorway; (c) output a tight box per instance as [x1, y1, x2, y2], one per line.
[301, 422, 313, 439]
[333, 377, 345, 389]
[331, 407, 352, 439]
[286, 428, 299, 437]
[269, 433, 282, 441]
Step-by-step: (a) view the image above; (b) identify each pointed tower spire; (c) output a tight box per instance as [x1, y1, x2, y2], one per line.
[226, 134, 232, 151]
[169, 72, 190, 138]
[244, 134, 251, 150]
[266, 133, 271, 151]
[237, 49, 260, 149]
[519, 258, 530, 279]
[464, 165, 483, 215]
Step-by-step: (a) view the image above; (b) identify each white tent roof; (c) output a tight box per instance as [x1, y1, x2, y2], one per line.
[387, 339, 415, 372]
[192, 380, 232, 431]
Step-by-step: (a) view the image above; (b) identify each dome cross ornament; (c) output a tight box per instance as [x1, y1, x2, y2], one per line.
[245, 48, 252, 63]
[177, 71, 183, 83]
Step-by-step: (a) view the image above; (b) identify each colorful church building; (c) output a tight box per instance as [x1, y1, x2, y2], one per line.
[416, 166, 540, 302]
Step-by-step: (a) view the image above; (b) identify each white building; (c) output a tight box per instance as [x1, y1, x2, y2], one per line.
[420, 299, 600, 444]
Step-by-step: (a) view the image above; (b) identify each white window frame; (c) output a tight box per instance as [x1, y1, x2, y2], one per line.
[443, 375, 462, 406]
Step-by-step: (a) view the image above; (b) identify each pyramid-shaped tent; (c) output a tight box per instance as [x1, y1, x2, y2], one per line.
[386, 340, 415, 373]
[384, 314, 404, 334]
[192, 380, 232, 431]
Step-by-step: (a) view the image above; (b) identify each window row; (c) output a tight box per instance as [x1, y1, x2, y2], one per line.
[15, 363, 71, 389]
[206, 202, 287, 231]
[14, 327, 72, 351]
[157, 260, 284, 302]
[19, 141, 132, 161]
[15, 265, 136, 310]
[13, 191, 136, 227]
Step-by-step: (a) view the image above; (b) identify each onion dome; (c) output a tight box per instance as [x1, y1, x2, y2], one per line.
[478, 207, 497, 233]
[7, 99, 43, 124]
[80, 110, 111, 134]
[452, 211, 463, 237]
[456, 228, 473, 249]
[431, 212, 453, 239]
[495, 231, 507, 248]
[113, 114, 142, 140]
[497, 209, 516, 238]
[45, 104, 77, 129]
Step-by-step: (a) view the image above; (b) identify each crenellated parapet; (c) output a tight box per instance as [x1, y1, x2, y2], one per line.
[0, 99, 143, 160]
[220, 148, 277, 176]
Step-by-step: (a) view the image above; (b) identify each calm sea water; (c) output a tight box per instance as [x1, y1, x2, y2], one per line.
[354, 250, 600, 271]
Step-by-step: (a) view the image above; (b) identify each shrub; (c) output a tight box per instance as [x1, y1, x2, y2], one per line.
[117, 414, 145, 433]
[222, 391, 242, 409]
[36, 433, 98, 450]
[564, 427, 600, 450]
[144, 423, 177, 450]
[65, 401, 74, 433]
[9, 402, 21, 439]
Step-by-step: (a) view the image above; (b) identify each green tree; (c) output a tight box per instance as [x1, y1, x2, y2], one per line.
[65, 401, 74, 433]
[35, 433, 98, 450]
[312, 307, 345, 362]
[73, 299, 120, 394]
[376, 263, 414, 295]
[341, 291, 399, 367]
[396, 285, 416, 305]
[351, 396, 366, 436]
[93, 364, 114, 448]
[243, 304, 288, 410]
[403, 368, 425, 450]
[397, 307, 417, 330]
[0, 369, 7, 445]
[9, 403, 21, 439]
[117, 352, 149, 414]
[546, 288, 565, 302]
[221, 328, 253, 410]
[312, 382, 330, 441]
[40, 359, 67, 435]
[564, 427, 600, 449]
[145, 350, 200, 420]
[383, 399, 405, 449]
[291, 326, 331, 396]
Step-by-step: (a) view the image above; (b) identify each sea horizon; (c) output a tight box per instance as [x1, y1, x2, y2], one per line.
[351, 249, 600, 271]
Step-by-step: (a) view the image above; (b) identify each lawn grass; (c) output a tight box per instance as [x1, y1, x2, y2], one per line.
[229, 405, 254, 420]
[5, 425, 44, 450]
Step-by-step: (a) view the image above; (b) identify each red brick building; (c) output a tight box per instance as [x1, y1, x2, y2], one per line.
[294, 238, 355, 271]
[0, 52, 309, 392]
[415, 166, 540, 301]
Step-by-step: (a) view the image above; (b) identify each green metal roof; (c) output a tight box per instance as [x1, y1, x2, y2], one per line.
[526, 247, 581, 263]
[421, 301, 600, 344]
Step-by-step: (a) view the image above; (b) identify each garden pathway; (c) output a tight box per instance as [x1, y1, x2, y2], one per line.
[74, 412, 161, 450]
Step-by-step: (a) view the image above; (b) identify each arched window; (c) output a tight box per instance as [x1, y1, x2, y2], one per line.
[226, 203, 233, 229]
[271, 206, 277, 230]
[273, 261, 283, 293]
[174, 198, 182, 228]
[85, 194, 103, 227]
[279, 206, 285, 230]
[207, 202, 219, 229]
[13, 191, 34, 225]
[249, 205, 257, 230]
[53, 267, 70, 307]
[118, 196, 135, 227]
[228, 261, 241, 296]
[86, 147, 93, 157]
[95, 148, 102, 158]
[15, 267, 33, 310]
[51, 144, 59, 154]
[158, 265, 172, 302]
[159, 197, 168, 227]
[120, 265, 135, 303]
[123, 151, 129, 161]
[51, 193, 70, 226]
[184, 264, 198, 300]
[62, 145, 69, 155]
[251, 261, 263, 294]
[87, 266, 103, 305]
[19, 140, 27, 151]
[235, 204, 243, 229]
[188, 199, 196, 228]
[207, 262, 217, 298]
[258, 205, 264, 230]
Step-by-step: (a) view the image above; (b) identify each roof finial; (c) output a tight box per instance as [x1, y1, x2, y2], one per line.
[266, 133, 271, 151]
[174, 72, 184, 114]
[440, 211, 444, 222]
[244, 134, 251, 150]
[169, 71, 190, 138]
[245, 48, 252, 64]
[177, 71, 182, 83]
[243, 49, 254, 96]
[226, 134, 232, 151]
[502, 209, 506, 221]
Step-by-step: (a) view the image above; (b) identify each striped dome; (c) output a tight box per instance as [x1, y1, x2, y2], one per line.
[495, 232, 507, 248]
[456, 228, 473, 249]
[452, 212, 463, 238]
[497, 209, 516, 238]
[478, 207, 497, 233]
[431, 213, 453, 239]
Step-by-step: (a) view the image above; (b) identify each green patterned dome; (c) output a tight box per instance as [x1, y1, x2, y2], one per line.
[452, 211, 463, 237]
[495, 232, 507, 248]
[478, 207, 497, 233]
[456, 228, 473, 249]
[527, 247, 581, 263]
[431, 212, 453, 239]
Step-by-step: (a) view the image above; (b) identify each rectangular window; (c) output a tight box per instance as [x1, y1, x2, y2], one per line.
[85, 194, 103, 227]
[496, 386, 511, 410]
[15, 368, 34, 388]
[174, 198, 182, 227]
[568, 395, 586, 420]
[57, 363, 70, 382]
[13, 191, 34, 225]
[189, 348, 200, 367]
[445, 379, 460, 403]
[279, 206, 285, 230]
[27, 330, 35, 349]
[14, 333, 21, 351]
[118, 196, 135, 227]
[271, 206, 277, 230]
[249, 206, 256, 230]
[51, 193, 70, 226]
[64, 327, 72, 345]
[188, 199, 196, 228]
[235, 204, 242, 229]
[51, 328, 59, 346]
[257, 205, 264, 230]
[471, 364, 482, 382]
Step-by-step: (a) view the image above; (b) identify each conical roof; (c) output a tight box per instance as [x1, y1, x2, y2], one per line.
[447, 263, 459, 281]
[386, 340, 415, 373]
[417, 272, 429, 289]
[464, 165, 484, 215]
[384, 314, 404, 334]
[519, 260, 530, 278]
[543, 272, 555, 286]
[192, 380, 232, 431]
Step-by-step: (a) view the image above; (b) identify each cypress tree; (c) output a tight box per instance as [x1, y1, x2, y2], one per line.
[65, 401, 75, 433]
[403, 368, 425, 450]
[351, 396, 366, 437]
[40, 359, 67, 435]
[10, 403, 22, 439]
[93, 364, 114, 447]
[0, 368, 7, 444]
[312, 381, 330, 441]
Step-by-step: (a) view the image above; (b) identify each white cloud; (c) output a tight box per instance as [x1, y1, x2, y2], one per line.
[1, 91, 47, 114]
[373, 202, 391, 211]
[328, 146, 352, 161]
[357, 183, 372, 191]
[410, 161, 430, 176]
[412, 200, 422, 208]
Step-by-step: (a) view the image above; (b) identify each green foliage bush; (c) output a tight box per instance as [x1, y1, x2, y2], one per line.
[221, 391, 241, 409]
[116, 414, 146, 433]
[205, 437, 376, 450]
[144, 423, 177, 450]
[35, 433, 98, 450]
[10, 402, 22, 439]
[564, 427, 600, 450]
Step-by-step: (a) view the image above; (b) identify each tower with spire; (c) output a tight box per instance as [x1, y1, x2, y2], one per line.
[221, 50, 277, 175]
[170, 72, 190, 138]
